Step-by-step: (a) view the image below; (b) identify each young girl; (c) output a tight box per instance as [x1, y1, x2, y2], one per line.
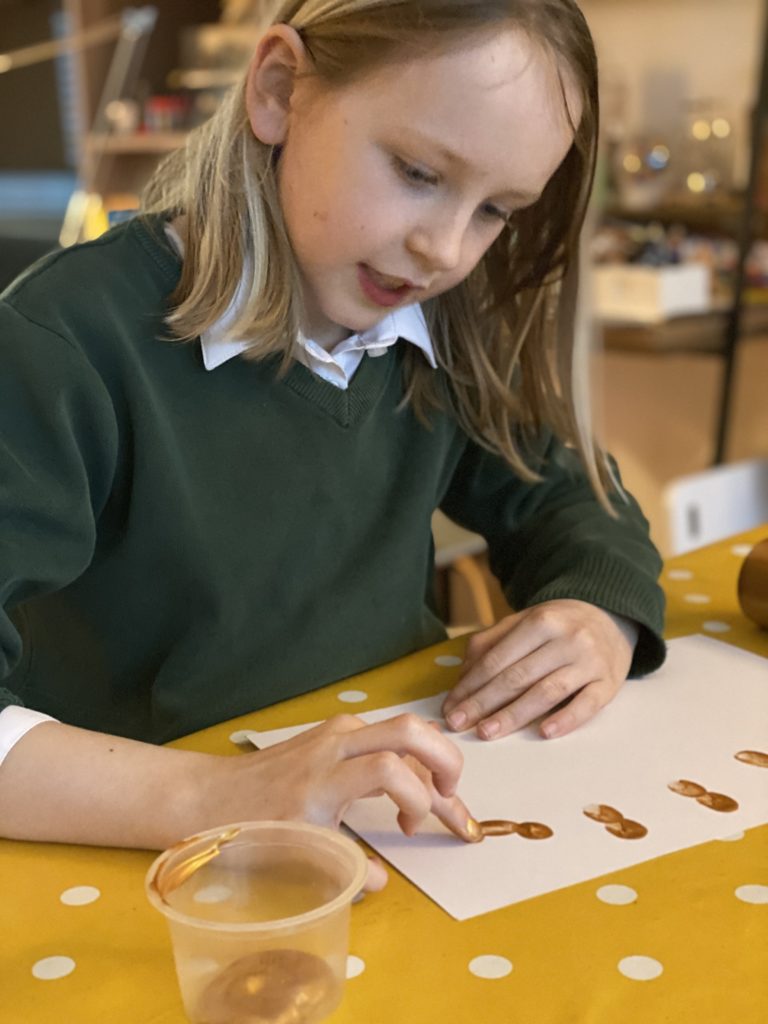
[0, 0, 664, 878]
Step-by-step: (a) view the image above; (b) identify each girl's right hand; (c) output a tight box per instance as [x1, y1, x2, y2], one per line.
[205, 713, 475, 886]
[0, 714, 474, 889]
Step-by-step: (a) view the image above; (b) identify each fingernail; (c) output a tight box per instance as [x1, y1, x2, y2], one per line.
[447, 710, 467, 730]
[479, 720, 500, 740]
[541, 721, 559, 739]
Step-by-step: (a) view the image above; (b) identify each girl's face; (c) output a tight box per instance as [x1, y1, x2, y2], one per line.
[269, 28, 579, 346]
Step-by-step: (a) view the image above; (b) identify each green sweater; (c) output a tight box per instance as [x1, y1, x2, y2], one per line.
[0, 217, 665, 743]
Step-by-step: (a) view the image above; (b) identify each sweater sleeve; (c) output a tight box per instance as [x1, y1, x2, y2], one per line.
[0, 300, 119, 705]
[439, 431, 666, 676]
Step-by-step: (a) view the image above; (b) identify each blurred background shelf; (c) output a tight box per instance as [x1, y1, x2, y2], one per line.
[86, 130, 187, 154]
[602, 302, 768, 355]
[604, 194, 768, 239]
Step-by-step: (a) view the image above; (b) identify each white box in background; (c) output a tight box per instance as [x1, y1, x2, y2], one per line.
[593, 263, 711, 323]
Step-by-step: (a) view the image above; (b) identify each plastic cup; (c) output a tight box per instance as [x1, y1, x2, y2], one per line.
[146, 821, 368, 1023]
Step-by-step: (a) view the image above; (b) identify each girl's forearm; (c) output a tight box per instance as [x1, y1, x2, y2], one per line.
[0, 713, 471, 853]
[0, 721, 215, 849]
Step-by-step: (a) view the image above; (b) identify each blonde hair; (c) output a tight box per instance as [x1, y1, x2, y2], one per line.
[142, 0, 610, 503]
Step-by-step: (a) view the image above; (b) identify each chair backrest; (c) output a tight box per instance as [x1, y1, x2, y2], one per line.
[431, 511, 486, 569]
[663, 458, 768, 555]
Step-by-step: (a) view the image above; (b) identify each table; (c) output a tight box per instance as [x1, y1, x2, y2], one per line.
[3, 528, 768, 1023]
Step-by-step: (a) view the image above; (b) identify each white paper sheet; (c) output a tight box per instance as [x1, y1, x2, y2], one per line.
[245, 636, 768, 920]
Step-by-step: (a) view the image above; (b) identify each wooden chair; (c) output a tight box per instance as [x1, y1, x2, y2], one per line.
[432, 511, 496, 631]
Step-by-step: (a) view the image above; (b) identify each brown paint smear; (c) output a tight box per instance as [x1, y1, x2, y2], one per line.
[477, 818, 554, 840]
[735, 749, 768, 769]
[668, 779, 739, 813]
[583, 804, 648, 840]
[466, 818, 554, 841]
[149, 826, 242, 902]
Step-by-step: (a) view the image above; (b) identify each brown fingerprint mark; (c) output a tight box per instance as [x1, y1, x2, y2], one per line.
[583, 803, 623, 824]
[668, 779, 739, 813]
[583, 803, 648, 840]
[605, 819, 648, 840]
[735, 750, 768, 769]
[477, 819, 554, 840]
[516, 821, 554, 840]
[668, 779, 706, 798]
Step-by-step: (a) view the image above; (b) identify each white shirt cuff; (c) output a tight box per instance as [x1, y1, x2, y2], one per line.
[0, 705, 58, 768]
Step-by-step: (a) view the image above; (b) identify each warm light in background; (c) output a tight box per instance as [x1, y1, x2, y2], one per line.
[712, 117, 732, 139]
[622, 153, 643, 173]
[686, 172, 707, 193]
[691, 119, 712, 141]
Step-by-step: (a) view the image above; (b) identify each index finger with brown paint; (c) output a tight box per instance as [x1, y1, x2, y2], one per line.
[396, 753, 481, 843]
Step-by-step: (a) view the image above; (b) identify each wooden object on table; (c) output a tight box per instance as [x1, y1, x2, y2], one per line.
[739, 536, 768, 627]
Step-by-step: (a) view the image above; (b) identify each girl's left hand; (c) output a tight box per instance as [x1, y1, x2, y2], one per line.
[441, 600, 637, 741]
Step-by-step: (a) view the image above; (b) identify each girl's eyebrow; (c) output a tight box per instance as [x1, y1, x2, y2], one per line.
[398, 129, 541, 204]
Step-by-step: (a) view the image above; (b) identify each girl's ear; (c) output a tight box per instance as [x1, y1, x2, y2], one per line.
[245, 25, 308, 145]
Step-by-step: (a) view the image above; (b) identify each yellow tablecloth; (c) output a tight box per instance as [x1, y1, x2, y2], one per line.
[3, 528, 768, 1023]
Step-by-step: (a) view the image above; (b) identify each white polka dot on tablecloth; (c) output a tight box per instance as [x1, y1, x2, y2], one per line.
[346, 956, 366, 979]
[60, 886, 100, 906]
[718, 831, 745, 842]
[702, 621, 731, 633]
[667, 569, 693, 581]
[684, 593, 711, 605]
[32, 956, 76, 981]
[731, 544, 753, 558]
[468, 955, 513, 979]
[735, 884, 768, 904]
[337, 690, 368, 704]
[618, 956, 663, 981]
[194, 884, 233, 904]
[596, 884, 637, 906]
[435, 655, 463, 667]
[229, 730, 251, 745]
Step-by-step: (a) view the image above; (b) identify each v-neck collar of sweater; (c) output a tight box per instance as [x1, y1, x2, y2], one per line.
[132, 215, 407, 429]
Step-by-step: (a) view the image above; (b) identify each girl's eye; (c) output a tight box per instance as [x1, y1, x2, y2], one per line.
[481, 203, 513, 224]
[393, 156, 439, 187]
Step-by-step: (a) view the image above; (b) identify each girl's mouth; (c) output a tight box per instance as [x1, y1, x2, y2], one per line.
[357, 263, 417, 308]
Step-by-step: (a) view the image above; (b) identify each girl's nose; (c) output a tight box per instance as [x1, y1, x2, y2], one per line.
[405, 216, 466, 274]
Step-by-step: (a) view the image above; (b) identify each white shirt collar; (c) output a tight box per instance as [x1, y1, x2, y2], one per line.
[163, 223, 436, 377]
[202, 294, 436, 375]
